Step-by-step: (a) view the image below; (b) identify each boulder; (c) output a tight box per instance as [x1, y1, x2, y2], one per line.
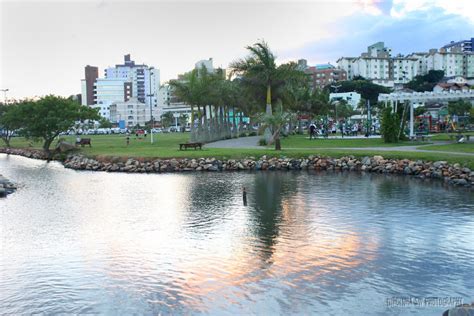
[55, 141, 76, 153]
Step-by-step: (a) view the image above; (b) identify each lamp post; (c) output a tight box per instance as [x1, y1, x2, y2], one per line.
[147, 67, 154, 144]
[0, 89, 9, 104]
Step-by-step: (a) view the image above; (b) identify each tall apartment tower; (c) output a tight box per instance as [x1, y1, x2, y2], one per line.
[81, 65, 98, 106]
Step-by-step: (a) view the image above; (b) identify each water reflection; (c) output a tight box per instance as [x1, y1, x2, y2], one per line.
[1, 154, 473, 315]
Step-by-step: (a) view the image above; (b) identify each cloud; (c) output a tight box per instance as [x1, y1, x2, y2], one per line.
[279, 5, 474, 66]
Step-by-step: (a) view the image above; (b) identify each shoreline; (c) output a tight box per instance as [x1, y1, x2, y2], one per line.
[1, 147, 473, 188]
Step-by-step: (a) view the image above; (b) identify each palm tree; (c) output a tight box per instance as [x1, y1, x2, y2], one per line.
[230, 40, 302, 116]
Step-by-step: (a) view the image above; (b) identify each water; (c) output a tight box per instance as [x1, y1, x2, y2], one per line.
[1, 154, 473, 315]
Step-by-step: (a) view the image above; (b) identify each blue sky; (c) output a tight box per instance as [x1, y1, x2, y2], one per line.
[1, 0, 473, 99]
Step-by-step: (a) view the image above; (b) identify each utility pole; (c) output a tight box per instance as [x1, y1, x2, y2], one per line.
[147, 68, 154, 144]
[0, 89, 9, 104]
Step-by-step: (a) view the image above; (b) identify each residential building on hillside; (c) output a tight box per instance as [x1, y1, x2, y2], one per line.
[442, 38, 474, 53]
[338, 42, 474, 88]
[304, 63, 347, 90]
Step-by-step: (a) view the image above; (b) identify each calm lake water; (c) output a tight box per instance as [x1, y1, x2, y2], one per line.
[1, 154, 473, 315]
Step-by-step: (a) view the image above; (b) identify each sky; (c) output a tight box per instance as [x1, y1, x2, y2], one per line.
[1, 0, 473, 99]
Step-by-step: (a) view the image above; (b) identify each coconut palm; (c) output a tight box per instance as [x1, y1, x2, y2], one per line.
[230, 40, 302, 116]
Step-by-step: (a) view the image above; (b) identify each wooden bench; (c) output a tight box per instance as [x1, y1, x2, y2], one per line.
[415, 133, 431, 142]
[179, 142, 203, 150]
[449, 134, 471, 142]
[75, 138, 91, 147]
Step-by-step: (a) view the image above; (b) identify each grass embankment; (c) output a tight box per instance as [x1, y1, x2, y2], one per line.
[431, 132, 474, 141]
[420, 143, 474, 153]
[6, 133, 474, 169]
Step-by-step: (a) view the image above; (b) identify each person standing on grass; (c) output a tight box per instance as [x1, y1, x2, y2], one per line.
[309, 123, 316, 140]
[126, 132, 130, 146]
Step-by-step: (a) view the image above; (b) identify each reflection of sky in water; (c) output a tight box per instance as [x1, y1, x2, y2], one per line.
[1, 154, 473, 315]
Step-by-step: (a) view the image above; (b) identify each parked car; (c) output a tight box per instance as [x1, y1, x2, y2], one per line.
[151, 128, 162, 133]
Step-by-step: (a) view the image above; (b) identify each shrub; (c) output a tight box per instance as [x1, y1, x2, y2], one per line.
[248, 131, 257, 136]
[380, 106, 400, 143]
[258, 138, 267, 146]
[239, 132, 247, 137]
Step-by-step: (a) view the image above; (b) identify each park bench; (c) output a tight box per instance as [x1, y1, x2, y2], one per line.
[415, 133, 431, 142]
[179, 142, 203, 150]
[449, 134, 471, 142]
[75, 138, 92, 147]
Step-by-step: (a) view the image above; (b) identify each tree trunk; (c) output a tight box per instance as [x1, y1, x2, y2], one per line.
[232, 107, 237, 138]
[266, 84, 272, 115]
[1, 137, 11, 148]
[275, 136, 281, 151]
[43, 137, 55, 159]
[190, 105, 196, 142]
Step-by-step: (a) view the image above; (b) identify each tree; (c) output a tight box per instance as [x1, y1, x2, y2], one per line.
[230, 40, 303, 116]
[160, 112, 174, 128]
[256, 101, 295, 150]
[406, 70, 444, 92]
[334, 100, 355, 120]
[99, 117, 112, 128]
[179, 114, 189, 132]
[380, 107, 400, 143]
[14, 95, 99, 153]
[448, 99, 472, 116]
[0, 103, 23, 147]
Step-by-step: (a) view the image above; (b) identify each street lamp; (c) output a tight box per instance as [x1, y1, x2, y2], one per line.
[147, 67, 155, 144]
[0, 89, 9, 104]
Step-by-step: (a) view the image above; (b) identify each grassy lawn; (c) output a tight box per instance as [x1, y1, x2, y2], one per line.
[421, 143, 474, 153]
[431, 132, 474, 141]
[5, 133, 474, 168]
[276, 134, 425, 148]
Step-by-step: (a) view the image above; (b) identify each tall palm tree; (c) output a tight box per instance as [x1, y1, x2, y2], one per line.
[230, 40, 301, 116]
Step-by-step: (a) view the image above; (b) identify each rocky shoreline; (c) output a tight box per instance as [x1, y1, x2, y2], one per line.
[1, 147, 473, 187]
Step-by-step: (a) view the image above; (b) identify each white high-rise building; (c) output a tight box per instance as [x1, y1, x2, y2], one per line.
[81, 54, 160, 121]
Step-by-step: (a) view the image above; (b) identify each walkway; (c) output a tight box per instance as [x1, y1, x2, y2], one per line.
[206, 137, 474, 157]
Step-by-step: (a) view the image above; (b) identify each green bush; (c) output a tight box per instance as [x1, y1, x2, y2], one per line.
[239, 132, 247, 137]
[248, 131, 257, 136]
[380, 107, 400, 143]
[258, 138, 267, 146]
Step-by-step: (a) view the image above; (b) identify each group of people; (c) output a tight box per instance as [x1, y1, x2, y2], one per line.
[125, 130, 148, 146]
[308, 120, 378, 139]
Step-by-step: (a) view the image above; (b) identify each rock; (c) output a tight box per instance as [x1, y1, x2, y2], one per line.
[55, 141, 76, 153]
[373, 155, 384, 162]
[433, 161, 447, 168]
[452, 178, 468, 186]
[208, 165, 219, 171]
